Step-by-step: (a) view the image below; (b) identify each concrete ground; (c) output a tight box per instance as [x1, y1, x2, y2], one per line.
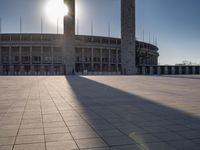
[0, 75, 200, 150]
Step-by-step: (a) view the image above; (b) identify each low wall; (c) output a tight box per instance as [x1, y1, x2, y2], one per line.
[138, 66, 200, 75]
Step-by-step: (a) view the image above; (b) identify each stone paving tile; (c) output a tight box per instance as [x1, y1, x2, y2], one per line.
[0, 124, 20, 130]
[97, 129, 124, 138]
[192, 139, 200, 144]
[44, 127, 69, 134]
[71, 131, 100, 139]
[13, 143, 45, 150]
[43, 121, 66, 128]
[45, 133, 73, 142]
[167, 140, 200, 150]
[18, 128, 44, 136]
[177, 130, 200, 139]
[15, 135, 44, 144]
[21, 118, 42, 124]
[152, 132, 186, 141]
[129, 133, 161, 144]
[81, 148, 111, 150]
[165, 125, 190, 132]
[140, 142, 177, 150]
[0, 137, 15, 146]
[112, 144, 144, 150]
[46, 141, 78, 150]
[20, 122, 43, 129]
[68, 125, 95, 133]
[0, 129, 18, 137]
[75, 138, 107, 149]
[0, 145, 13, 150]
[103, 136, 135, 146]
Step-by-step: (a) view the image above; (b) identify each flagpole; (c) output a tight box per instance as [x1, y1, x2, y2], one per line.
[77, 18, 79, 35]
[91, 20, 93, 36]
[41, 16, 43, 34]
[143, 29, 145, 42]
[57, 18, 59, 34]
[0, 17, 1, 33]
[108, 22, 110, 37]
[153, 34, 154, 45]
[149, 32, 151, 44]
[20, 16, 22, 34]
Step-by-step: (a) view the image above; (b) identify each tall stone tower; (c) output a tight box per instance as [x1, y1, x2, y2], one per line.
[121, 0, 136, 74]
[64, 0, 75, 74]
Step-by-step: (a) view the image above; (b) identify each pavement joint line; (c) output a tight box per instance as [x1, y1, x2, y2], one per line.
[11, 81, 34, 150]
[38, 81, 47, 150]
[43, 78, 81, 150]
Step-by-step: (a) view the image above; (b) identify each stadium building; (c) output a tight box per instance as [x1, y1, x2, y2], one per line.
[0, 0, 159, 75]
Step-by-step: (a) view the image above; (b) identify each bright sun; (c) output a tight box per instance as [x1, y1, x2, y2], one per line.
[46, 0, 69, 25]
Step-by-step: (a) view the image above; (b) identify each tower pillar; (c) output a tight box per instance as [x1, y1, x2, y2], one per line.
[64, 0, 75, 75]
[121, 0, 136, 75]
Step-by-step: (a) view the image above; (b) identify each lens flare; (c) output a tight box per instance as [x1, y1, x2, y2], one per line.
[46, 0, 69, 25]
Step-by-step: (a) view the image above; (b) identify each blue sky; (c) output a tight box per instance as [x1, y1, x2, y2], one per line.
[0, 0, 199, 65]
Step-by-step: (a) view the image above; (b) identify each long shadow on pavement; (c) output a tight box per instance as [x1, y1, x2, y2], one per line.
[64, 76, 200, 150]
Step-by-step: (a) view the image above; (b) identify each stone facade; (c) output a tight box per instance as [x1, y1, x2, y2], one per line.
[121, 0, 136, 74]
[0, 34, 159, 75]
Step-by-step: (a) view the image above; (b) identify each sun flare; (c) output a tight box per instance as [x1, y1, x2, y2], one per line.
[46, 0, 69, 25]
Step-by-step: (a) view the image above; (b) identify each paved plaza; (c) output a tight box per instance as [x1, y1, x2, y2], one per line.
[0, 75, 200, 150]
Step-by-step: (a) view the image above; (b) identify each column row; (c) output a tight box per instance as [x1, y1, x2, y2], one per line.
[0, 65, 64, 75]
[75, 47, 121, 72]
[0, 46, 62, 65]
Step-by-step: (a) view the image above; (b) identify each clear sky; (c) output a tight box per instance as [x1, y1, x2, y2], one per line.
[0, 0, 199, 65]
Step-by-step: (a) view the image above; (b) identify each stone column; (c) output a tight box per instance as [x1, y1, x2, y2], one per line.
[30, 66, 34, 75]
[9, 46, 12, 65]
[179, 66, 182, 74]
[121, 0, 136, 74]
[157, 66, 161, 75]
[142, 66, 146, 75]
[30, 47, 32, 65]
[108, 49, 111, 71]
[100, 48, 103, 72]
[150, 56, 152, 65]
[164, 66, 168, 75]
[19, 47, 22, 65]
[20, 66, 24, 75]
[171, 66, 175, 75]
[51, 47, 53, 64]
[150, 66, 153, 75]
[50, 65, 54, 75]
[0, 46, 1, 64]
[41, 47, 43, 65]
[82, 48, 84, 71]
[0, 65, 3, 75]
[192, 66, 196, 74]
[199, 66, 200, 74]
[64, 0, 75, 75]
[185, 66, 189, 74]
[9, 65, 14, 75]
[91, 48, 94, 71]
[40, 65, 45, 75]
[60, 66, 64, 75]
[116, 49, 119, 72]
